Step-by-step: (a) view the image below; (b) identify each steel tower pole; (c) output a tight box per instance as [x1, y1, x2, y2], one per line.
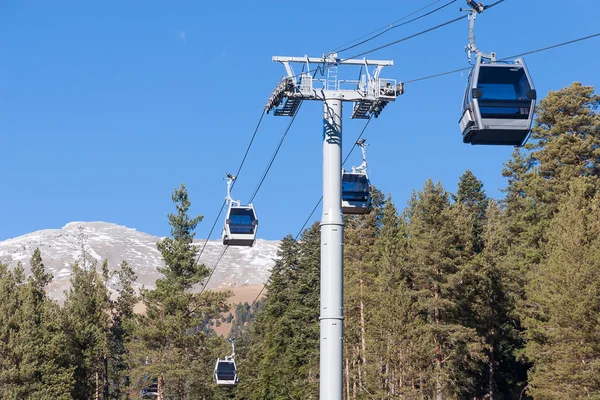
[266, 54, 402, 400]
[320, 96, 344, 400]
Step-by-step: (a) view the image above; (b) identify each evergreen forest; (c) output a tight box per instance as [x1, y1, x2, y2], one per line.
[1, 82, 599, 399]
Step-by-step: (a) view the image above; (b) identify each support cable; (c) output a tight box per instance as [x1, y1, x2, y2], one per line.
[194, 110, 266, 265]
[294, 117, 373, 240]
[248, 117, 374, 309]
[339, 0, 504, 61]
[187, 245, 229, 316]
[331, 0, 446, 54]
[403, 32, 600, 84]
[198, 245, 229, 297]
[248, 104, 301, 204]
[283, 9, 496, 83]
[342, 15, 467, 61]
[334, 0, 458, 55]
[197, 110, 301, 296]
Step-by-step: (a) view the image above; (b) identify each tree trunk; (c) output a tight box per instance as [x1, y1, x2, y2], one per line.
[385, 335, 391, 394]
[356, 344, 362, 388]
[435, 338, 443, 400]
[345, 343, 351, 400]
[103, 353, 109, 400]
[178, 377, 185, 399]
[352, 347, 358, 400]
[384, 358, 389, 394]
[157, 376, 165, 400]
[489, 329, 495, 400]
[360, 278, 367, 371]
[488, 284, 496, 400]
[95, 369, 100, 400]
[435, 282, 443, 400]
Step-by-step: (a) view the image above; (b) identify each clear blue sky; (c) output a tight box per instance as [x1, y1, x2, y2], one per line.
[1, 0, 599, 242]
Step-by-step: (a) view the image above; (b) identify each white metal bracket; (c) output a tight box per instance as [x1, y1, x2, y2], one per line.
[224, 173, 240, 207]
[351, 138, 369, 175]
[266, 55, 403, 119]
[463, 0, 497, 62]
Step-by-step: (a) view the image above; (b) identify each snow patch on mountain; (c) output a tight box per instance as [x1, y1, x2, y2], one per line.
[0, 222, 280, 301]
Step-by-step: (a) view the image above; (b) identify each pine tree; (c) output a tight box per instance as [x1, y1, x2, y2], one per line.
[0, 262, 26, 398]
[502, 83, 600, 268]
[62, 260, 111, 400]
[453, 172, 526, 399]
[236, 225, 320, 400]
[406, 179, 483, 399]
[529, 82, 600, 187]
[523, 178, 600, 399]
[288, 224, 320, 398]
[499, 83, 600, 398]
[343, 188, 383, 398]
[128, 184, 229, 399]
[18, 249, 74, 399]
[237, 235, 299, 400]
[108, 260, 138, 399]
[236, 234, 301, 399]
[0, 253, 74, 399]
[458, 203, 526, 399]
[366, 195, 426, 398]
[455, 170, 489, 254]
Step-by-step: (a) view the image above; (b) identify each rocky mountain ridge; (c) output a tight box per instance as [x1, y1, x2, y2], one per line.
[0, 222, 280, 301]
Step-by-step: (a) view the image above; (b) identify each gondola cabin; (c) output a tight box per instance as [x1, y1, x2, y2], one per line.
[460, 57, 536, 146]
[341, 172, 372, 215]
[222, 203, 258, 247]
[139, 378, 158, 398]
[214, 359, 238, 388]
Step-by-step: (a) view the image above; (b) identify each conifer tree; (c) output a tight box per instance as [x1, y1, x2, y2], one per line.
[406, 179, 482, 399]
[236, 225, 320, 400]
[499, 83, 600, 398]
[235, 234, 301, 399]
[62, 260, 111, 400]
[289, 223, 320, 398]
[452, 172, 526, 398]
[0, 253, 74, 399]
[20, 249, 74, 399]
[523, 178, 600, 399]
[502, 83, 600, 268]
[366, 196, 426, 398]
[455, 170, 489, 254]
[458, 203, 526, 399]
[108, 260, 138, 399]
[128, 184, 229, 399]
[343, 188, 383, 398]
[0, 262, 26, 397]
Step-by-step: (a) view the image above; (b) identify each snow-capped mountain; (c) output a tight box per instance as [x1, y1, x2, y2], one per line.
[0, 222, 280, 301]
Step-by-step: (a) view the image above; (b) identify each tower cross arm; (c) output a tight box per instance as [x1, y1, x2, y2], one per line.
[266, 54, 401, 117]
[272, 55, 393, 67]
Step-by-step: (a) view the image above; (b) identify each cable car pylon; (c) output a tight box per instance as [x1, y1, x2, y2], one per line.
[459, 0, 537, 146]
[266, 53, 404, 400]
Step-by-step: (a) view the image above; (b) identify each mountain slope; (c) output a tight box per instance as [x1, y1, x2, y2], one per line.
[0, 222, 279, 300]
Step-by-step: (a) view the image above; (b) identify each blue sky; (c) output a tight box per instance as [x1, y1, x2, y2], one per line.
[1, 0, 599, 242]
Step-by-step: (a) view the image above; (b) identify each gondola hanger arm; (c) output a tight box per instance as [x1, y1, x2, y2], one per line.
[462, 0, 496, 62]
[352, 139, 369, 175]
[224, 173, 240, 207]
[227, 338, 236, 360]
